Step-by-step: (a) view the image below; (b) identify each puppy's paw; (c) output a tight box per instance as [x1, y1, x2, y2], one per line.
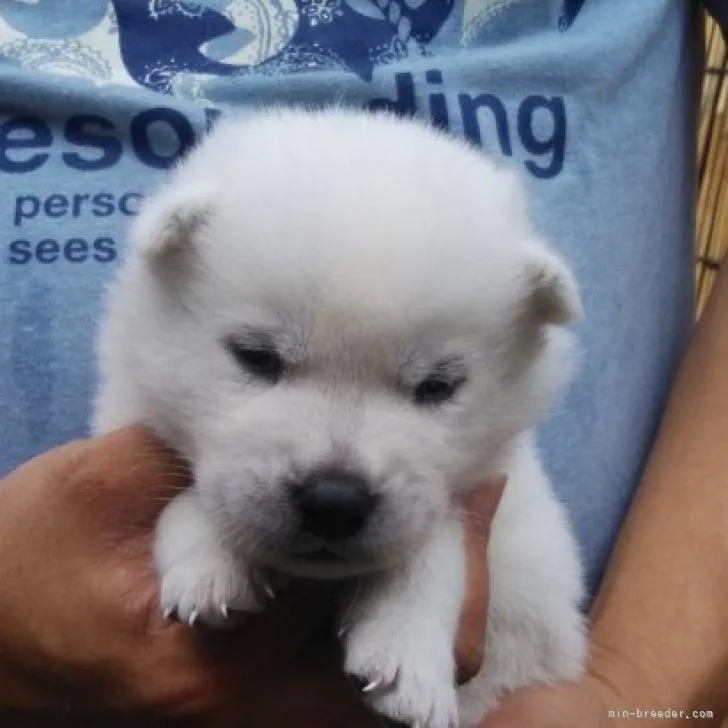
[159, 553, 264, 628]
[344, 619, 458, 728]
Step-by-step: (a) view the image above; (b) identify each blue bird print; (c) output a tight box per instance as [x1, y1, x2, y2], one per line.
[110, 0, 244, 92]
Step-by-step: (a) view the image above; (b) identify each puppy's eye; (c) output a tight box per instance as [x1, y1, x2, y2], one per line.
[227, 342, 285, 382]
[413, 377, 463, 406]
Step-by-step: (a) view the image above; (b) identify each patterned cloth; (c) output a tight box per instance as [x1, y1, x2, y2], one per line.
[0, 1, 705, 597]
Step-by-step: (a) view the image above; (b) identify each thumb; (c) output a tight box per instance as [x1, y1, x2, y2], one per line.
[455, 476, 506, 685]
[478, 684, 595, 728]
[73, 425, 192, 530]
[461, 476, 506, 542]
[479, 690, 543, 728]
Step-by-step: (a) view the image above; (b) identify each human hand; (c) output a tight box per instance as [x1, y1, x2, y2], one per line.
[477, 653, 683, 728]
[0, 427, 335, 722]
[0, 427, 504, 727]
[478, 679, 615, 728]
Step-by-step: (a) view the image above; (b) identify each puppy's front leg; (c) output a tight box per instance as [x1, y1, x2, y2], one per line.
[154, 489, 264, 627]
[344, 515, 465, 728]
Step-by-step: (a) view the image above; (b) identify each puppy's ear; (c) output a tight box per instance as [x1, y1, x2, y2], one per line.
[132, 183, 214, 259]
[521, 244, 583, 327]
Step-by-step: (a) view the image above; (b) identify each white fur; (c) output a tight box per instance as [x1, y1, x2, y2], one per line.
[93, 108, 587, 728]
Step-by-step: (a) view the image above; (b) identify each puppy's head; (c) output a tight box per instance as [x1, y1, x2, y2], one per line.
[106, 109, 581, 577]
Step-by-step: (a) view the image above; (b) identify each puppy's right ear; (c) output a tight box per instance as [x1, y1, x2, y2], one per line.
[132, 183, 214, 260]
[522, 244, 583, 327]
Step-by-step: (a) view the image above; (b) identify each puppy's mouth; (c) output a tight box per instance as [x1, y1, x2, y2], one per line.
[261, 544, 382, 580]
[299, 547, 341, 562]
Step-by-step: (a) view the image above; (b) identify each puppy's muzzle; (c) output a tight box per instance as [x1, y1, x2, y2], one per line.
[289, 469, 378, 542]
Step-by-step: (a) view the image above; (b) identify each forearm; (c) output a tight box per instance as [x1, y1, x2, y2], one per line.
[588, 265, 728, 718]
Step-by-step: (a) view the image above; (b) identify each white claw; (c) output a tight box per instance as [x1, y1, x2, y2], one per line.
[162, 607, 173, 620]
[220, 603, 229, 619]
[188, 609, 199, 627]
[261, 581, 276, 600]
[361, 677, 383, 693]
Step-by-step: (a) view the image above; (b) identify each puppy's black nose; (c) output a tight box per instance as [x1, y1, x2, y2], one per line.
[290, 471, 376, 541]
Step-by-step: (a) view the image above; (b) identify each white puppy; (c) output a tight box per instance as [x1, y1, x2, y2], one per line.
[93, 108, 586, 728]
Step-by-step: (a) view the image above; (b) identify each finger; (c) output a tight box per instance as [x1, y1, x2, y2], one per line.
[455, 477, 506, 685]
[461, 476, 507, 541]
[71, 426, 193, 530]
[476, 683, 598, 727]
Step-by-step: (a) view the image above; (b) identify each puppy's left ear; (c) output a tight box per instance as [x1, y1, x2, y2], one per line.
[131, 182, 214, 260]
[521, 244, 583, 327]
